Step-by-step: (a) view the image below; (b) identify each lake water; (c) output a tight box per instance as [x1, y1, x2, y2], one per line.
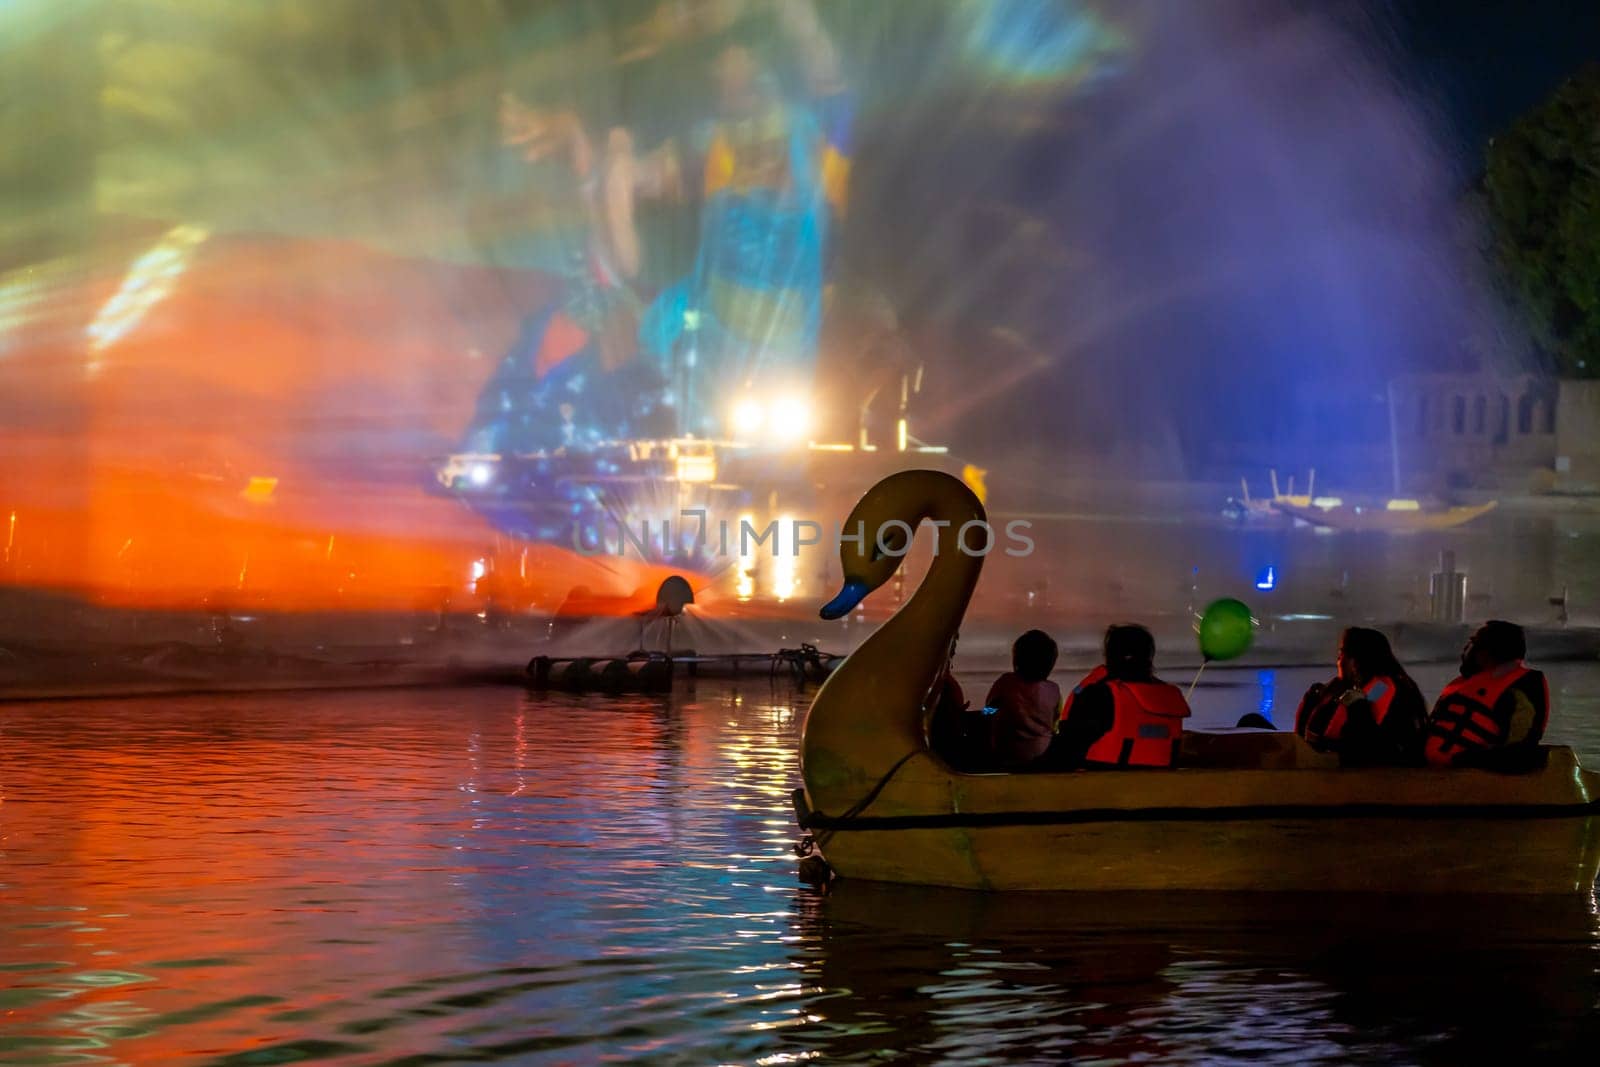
[3, 670, 1598, 1064]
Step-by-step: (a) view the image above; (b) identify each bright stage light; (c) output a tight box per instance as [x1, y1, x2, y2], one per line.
[770, 396, 812, 443]
[469, 463, 493, 487]
[732, 398, 765, 437]
[730, 392, 811, 445]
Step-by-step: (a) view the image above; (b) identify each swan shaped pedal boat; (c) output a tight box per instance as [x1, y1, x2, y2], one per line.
[794, 470, 1600, 893]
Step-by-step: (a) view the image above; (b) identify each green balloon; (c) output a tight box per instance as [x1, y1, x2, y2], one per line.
[1198, 598, 1254, 661]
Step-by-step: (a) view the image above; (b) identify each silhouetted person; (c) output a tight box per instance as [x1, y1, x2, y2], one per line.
[1055, 624, 1190, 768]
[1295, 627, 1426, 766]
[1424, 620, 1549, 770]
[927, 633, 985, 771]
[981, 630, 1063, 770]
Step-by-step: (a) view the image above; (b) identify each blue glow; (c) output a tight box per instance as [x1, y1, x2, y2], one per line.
[1254, 565, 1277, 591]
[961, 0, 1125, 87]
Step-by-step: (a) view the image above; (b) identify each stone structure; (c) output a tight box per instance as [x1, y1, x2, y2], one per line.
[1388, 374, 1557, 490]
[1555, 380, 1600, 492]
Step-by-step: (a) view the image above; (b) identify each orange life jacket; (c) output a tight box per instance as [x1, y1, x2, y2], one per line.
[1060, 665, 1108, 722]
[1298, 675, 1401, 748]
[1083, 680, 1192, 767]
[1424, 661, 1548, 767]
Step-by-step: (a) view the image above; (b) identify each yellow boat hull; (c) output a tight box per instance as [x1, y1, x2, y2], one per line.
[1271, 500, 1497, 532]
[798, 735, 1600, 893]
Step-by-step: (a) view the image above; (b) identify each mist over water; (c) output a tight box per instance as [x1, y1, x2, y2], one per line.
[0, 0, 1537, 648]
[894, 0, 1494, 485]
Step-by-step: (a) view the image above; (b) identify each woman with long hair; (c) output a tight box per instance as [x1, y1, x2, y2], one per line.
[1295, 627, 1426, 766]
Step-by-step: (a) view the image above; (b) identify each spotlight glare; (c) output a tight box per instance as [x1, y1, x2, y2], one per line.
[771, 396, 811, 443]
[732, 398, 765, 437]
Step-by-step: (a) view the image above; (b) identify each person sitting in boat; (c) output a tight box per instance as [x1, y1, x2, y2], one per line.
[1294, 627, 1427, 766]
[978, 629, 1064, 771]
[927, 633, 985, 772]
[1423, 620, 1550, 771]
[1053, 624, 1191, 769]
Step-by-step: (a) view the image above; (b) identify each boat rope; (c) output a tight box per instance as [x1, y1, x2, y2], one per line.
[807, 749, 920, 850]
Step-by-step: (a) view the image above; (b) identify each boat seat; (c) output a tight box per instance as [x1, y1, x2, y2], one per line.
[1177, 729, 1340, 770]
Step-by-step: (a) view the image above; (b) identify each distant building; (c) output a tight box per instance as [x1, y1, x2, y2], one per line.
[1388, 374, 1557, 490]
[1555, 381, 1600, 492]
[1194, 372, 1598, 494]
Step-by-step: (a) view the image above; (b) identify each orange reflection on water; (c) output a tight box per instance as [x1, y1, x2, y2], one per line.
[0, 688, 686, 1061]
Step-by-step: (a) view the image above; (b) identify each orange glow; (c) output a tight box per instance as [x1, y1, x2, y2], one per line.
[0, 228, 682, 614]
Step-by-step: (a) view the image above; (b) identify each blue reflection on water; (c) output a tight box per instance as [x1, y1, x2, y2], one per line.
[1257, 668, 1277, 723]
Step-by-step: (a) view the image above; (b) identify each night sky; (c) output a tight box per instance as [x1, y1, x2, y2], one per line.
[1366, 0, 1600, 178]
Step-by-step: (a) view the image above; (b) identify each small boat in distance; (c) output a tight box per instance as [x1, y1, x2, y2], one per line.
[1224, 469, 1497, 532]
[1222, 468, 1313, 522]
[1244, 389, 1504, 532]
[1272, 497, 1498, 533]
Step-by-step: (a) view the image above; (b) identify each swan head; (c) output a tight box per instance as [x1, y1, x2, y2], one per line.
[819, 470, 965, 620]
[819, 535, 908, 619]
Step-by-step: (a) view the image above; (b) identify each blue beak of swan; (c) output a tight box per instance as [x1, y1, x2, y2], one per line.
[820, 578, 871, 620]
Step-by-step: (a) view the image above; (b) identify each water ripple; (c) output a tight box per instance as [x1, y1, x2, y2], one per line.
[3, 680, 1599, 1063]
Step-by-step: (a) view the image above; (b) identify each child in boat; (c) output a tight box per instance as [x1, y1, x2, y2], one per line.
[1295, 627, 1427, 766]
[981, 629, 1064, 771]
[1053, 624, 1191, 768]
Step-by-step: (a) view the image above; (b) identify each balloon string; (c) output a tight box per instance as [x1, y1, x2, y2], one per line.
[1187, 658, 1209, 699]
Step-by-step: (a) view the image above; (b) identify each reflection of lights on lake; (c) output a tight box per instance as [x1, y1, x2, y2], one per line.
[773, 514, 796, 601]
[736, 512, 755, 600]
[1257, 669, 1276, 722]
